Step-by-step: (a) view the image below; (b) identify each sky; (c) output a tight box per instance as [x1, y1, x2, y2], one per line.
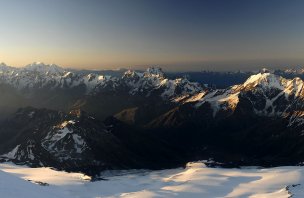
[1, 0, 304, 71]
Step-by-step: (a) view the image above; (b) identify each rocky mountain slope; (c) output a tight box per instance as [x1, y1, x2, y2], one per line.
[0, 107, 185, 175]
[145, 71, 304, 166]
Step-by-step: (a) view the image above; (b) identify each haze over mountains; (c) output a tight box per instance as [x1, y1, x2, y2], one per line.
[1, 62, 304, 175]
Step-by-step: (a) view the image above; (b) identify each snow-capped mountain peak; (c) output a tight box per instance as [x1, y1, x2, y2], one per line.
[144, 67, 165, 78]
[242, 72, 284, 89]
[0, 62, 7, 67]
[122, 70, 143, 79]
[242, 72, 304, 97]
[24, 62, 65, 75]
[284, 65, 304, 74]
[0, 63, 11, 72]
[121, 67, 204, 100]
[186, 72, 304, 118]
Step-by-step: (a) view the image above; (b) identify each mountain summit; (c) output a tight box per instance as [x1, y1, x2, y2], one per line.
[24, 62, 65, 75]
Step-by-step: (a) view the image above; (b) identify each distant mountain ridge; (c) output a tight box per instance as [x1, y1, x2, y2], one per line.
[0, 62, 203, 99]
[2, 62, 304, 88]
[0, 62, 204, 121]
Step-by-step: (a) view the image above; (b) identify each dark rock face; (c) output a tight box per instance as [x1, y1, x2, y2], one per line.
[0, 108, 185, 175]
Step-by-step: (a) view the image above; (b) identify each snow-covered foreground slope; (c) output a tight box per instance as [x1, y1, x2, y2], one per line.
[0, 162, 304, 198]
[0, 166, 67, 198]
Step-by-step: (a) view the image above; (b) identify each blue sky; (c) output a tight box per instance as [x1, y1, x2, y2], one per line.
[1, 0, 304, 71]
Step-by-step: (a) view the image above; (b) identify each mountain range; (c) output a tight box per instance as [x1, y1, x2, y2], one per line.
[2, 62, 304, 175]
[0, 62, 203, 121]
